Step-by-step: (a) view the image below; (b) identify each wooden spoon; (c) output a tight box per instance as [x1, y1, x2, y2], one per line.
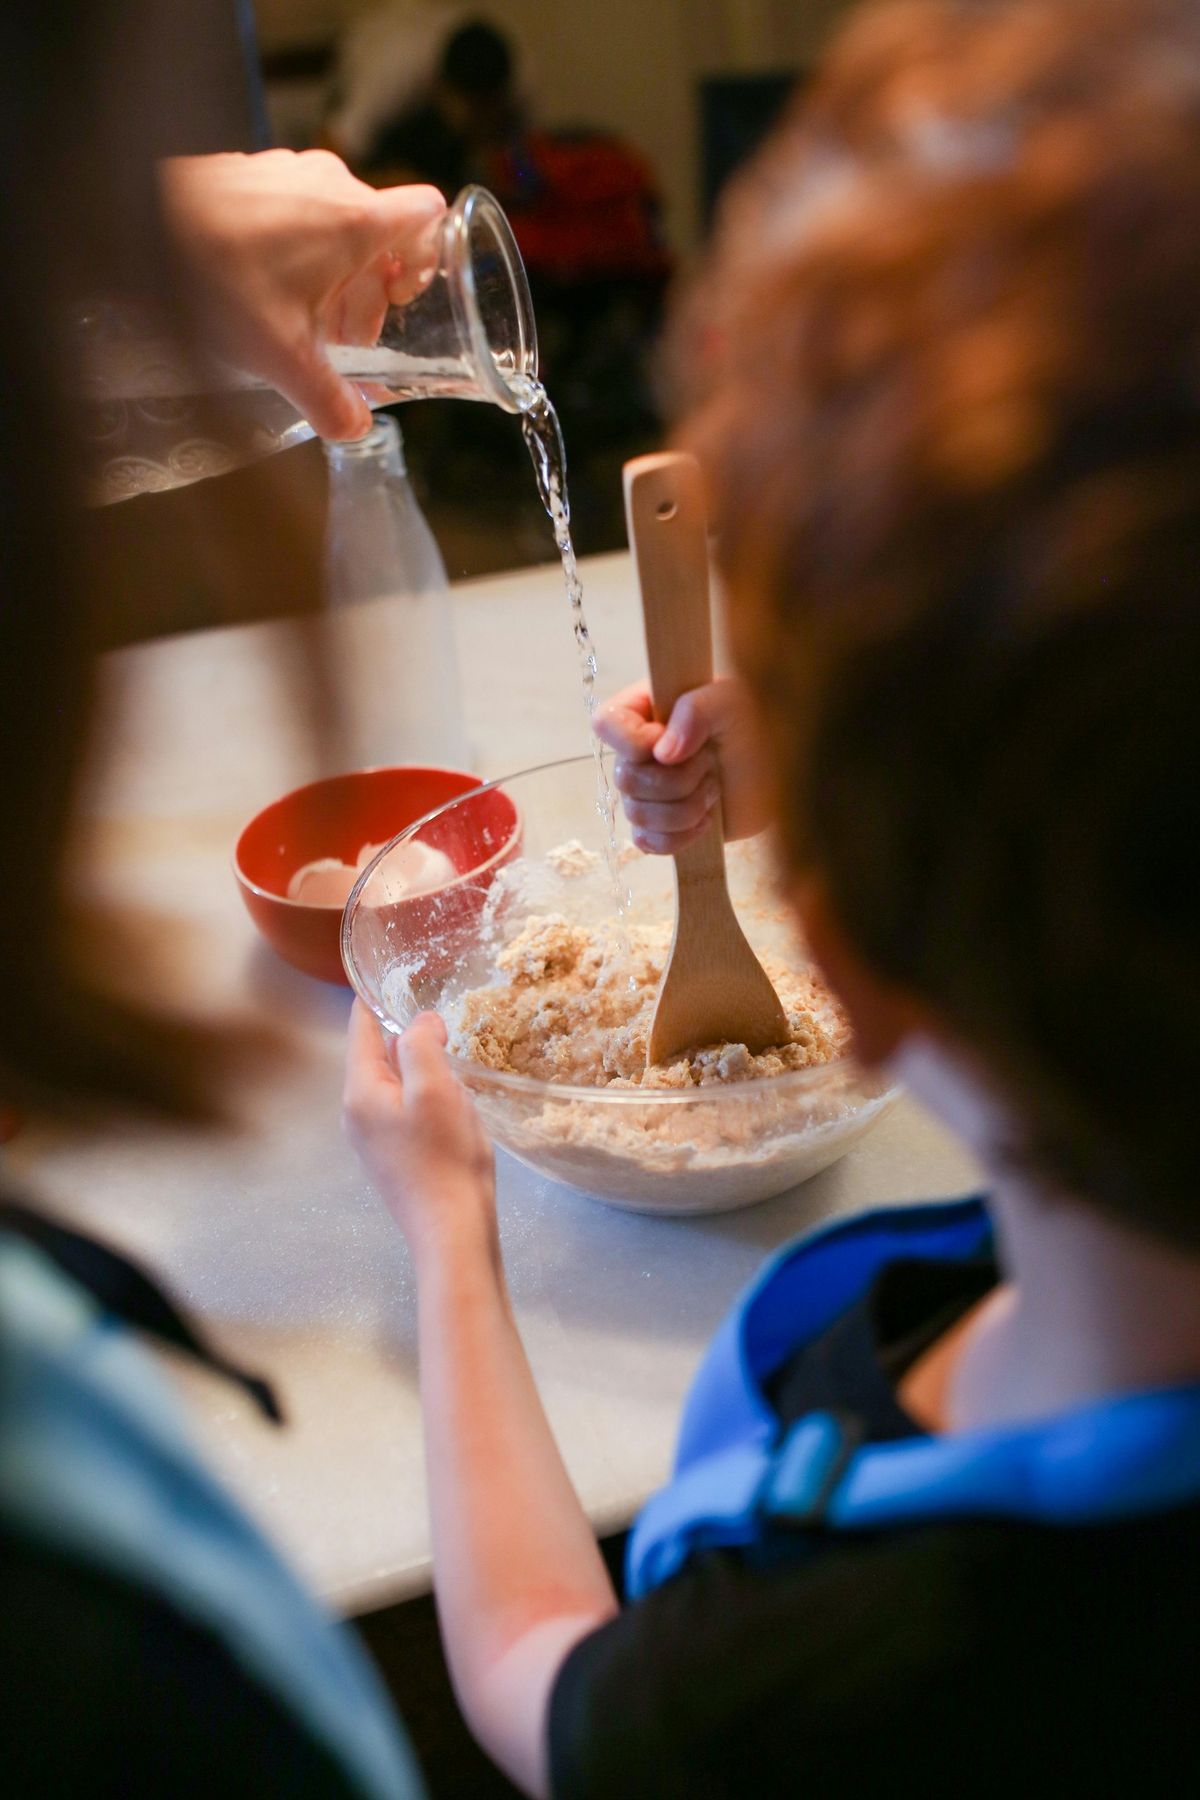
[623, 450, 789, 1066]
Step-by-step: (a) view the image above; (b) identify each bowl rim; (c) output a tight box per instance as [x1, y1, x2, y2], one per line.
[341, 753, 899, 1109]
[233, 763, 487, 910]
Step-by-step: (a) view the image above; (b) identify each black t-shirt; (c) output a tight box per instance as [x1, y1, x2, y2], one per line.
[549, 1254, 1200, 1797]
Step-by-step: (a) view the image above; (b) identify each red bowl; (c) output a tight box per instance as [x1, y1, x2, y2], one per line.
[234, 766, 490, 984]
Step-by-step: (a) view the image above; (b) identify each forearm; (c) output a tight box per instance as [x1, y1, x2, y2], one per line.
[414, 1216, 618, 1795]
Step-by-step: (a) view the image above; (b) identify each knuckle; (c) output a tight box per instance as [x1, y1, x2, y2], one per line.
[341, 1096, 365, 1139]
[672, 692, 700, 737]
[302, 147, 344, 176]
[634, 761, 668, 798]
[660, 760, 701, 800]
[280, 322, 321, 373]
[341, 1077, 366, 1116]
[633, 826, 669, 854]
[344, 1090, 379, 1133]
[346, 197, 378, 240]
[600, 718, 634, 757]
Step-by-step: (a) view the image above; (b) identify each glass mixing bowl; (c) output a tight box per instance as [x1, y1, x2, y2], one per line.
[342, 756, 897, 1215]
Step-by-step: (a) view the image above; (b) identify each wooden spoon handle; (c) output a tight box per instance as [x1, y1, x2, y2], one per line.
[623, 452, 725, 882]
[624, 451, 714, 713]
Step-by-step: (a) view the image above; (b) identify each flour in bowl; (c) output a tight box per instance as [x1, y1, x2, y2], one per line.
[446, 913, 848, 1088]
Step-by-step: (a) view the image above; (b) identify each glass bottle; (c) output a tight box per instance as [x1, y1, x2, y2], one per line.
[323, 415, 468, 770]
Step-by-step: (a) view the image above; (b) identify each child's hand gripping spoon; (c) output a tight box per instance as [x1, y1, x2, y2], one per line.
[624, 450, 789, 1067]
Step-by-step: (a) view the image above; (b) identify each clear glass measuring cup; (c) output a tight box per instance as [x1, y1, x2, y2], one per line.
[328, 183, 537, 411]
[79, 185, 539, 502]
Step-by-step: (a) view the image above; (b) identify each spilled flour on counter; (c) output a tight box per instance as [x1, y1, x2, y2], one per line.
[446, 913, 848, 1089]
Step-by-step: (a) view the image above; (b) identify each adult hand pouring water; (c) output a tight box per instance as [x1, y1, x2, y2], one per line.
[160, 149, 446, 440]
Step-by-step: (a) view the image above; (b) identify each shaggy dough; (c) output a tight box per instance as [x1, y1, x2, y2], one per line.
[447, 913, 848, 1089]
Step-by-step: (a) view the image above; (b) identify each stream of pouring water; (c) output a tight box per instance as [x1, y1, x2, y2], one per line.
[520, 383, 632, 916]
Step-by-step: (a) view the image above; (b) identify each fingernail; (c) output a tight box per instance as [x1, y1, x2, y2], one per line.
[656, 731, 680, 761]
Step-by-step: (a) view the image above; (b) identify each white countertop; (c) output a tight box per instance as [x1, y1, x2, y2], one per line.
[3, 550, 981, 1616]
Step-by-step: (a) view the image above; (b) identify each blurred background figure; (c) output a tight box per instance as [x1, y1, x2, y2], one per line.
[324, 4, 496, 174]
[356, 16, 523, 193]
[327, 8, 672, 560]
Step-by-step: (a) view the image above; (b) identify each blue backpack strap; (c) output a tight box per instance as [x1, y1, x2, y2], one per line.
[631, 1198, 993, 1596]
[675, 1196, 993, 1468]
[631, 1383, 1200, 1598]
[0, 1237, 424, 1800]
[824, 1385, 1200, 1529]
[628, 1411, 863, 1597]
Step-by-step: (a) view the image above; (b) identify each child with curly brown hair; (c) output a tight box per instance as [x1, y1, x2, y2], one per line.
[345, 3, 1200, 1793]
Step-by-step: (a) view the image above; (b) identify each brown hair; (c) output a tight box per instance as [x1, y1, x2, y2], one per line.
[683, 0, 1200, 1244]
[0, 1, 313, 1123]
